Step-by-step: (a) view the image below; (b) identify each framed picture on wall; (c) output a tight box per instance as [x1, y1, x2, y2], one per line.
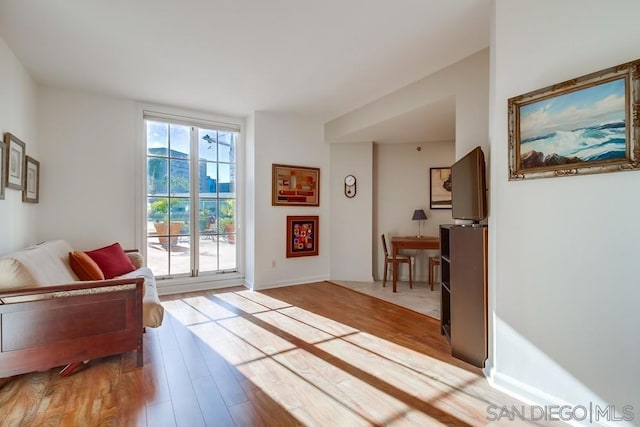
[272, 164, 320, 206]
[430, 167, 452, 209]
[508, 58, 640, 180]
[4, 133, 26, 191]
[23, 156, 40, 203]
[286, 215, 319, 258]
[0, 139, 5, 200]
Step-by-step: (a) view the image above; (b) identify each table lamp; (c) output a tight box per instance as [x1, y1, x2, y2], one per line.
[412, 209, 427, 237]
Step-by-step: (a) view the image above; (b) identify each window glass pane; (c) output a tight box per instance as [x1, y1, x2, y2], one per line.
[218, 199, 235, 234]
[218, 132, 235, 163]
[148, 197, 169, 223]
[219, 239, 236, 271]
[147, 158, 168, 196]
[169, 159, 190, 196]
[169, 236, 191, 275]
[147, 242, 168, 276]
[199, 238, 218, 272]
[198, 129, 217, 161]
[169, 198, 190, 230]
[147, 121, 168, 155]
[218, 163, 235, 198]
[199, 198, 217, 233]
[198, 161, 217, 195]
[169, 124, 190, 157]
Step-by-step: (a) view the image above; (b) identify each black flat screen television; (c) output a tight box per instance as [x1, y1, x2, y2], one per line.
[451, 146, 487, 223]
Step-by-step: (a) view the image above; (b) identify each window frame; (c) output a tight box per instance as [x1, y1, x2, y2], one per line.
[136, 103, 244, 288]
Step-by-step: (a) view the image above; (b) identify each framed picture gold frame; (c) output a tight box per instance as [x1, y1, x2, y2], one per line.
[286, 215, 319, 258]
[508, 58, 640, 180]
[272, 164, 320, 206]
[23, 155, 40, 203]
[4, 133, 26, 191]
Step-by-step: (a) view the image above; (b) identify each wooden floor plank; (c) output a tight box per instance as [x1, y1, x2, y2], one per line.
[0, 281, 541, 426]
[156, 310, 206, 427]
[166, 313, 212, 382]
[192, 325, 251, 408]
[191, 375, 236, 427]
[146, 400, 177, 427]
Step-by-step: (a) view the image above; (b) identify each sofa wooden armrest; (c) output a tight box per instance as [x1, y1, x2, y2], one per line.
[0, 277, 144, 378]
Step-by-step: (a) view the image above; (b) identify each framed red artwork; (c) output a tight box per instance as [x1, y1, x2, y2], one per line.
[286, 215, 319, 258]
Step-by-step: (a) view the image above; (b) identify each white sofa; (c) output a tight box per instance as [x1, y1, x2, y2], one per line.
[0, 240, 164, 328]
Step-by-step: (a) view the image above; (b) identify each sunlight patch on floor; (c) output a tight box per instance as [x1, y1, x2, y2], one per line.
[182, 295, 236, 320]
[161, 300, 211, 325]
[253, 310, 335, 344]
[234, 290, 293, 310]
[173, 289, 479, 425]
[213, 292, 273, 314]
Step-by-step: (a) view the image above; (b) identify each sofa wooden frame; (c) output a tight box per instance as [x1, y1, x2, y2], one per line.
[0, 277, 144, 378]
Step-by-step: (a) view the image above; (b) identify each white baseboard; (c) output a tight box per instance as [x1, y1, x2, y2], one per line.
[488, 369, 567, 409]
[251, 274, 330, 290]
[157, 273, 246, 295]
[157, 273, 330, 294]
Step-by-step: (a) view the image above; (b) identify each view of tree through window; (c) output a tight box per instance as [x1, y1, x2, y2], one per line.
[146, 119, 237, 278]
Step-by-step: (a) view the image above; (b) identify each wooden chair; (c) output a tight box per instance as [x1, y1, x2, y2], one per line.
[381, 234, 413, 288]
[428, 256, 440, 291]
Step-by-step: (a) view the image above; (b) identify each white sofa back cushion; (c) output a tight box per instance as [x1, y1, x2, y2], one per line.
[0, 240, 78, 286]
[0, 258, 36, 289]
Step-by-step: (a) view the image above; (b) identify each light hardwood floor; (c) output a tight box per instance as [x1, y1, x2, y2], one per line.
[0, 282, 539, 426]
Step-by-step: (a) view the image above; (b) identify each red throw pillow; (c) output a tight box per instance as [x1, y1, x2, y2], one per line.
[69, 251, 105, 281]
[85, 242, 136, 279]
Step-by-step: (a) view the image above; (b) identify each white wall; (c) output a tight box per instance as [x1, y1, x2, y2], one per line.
[251, 112, 330, 289]
[374, 141, 454, 281]
[490, 0, 640, 417]
[330, 142, 374, 282]
[0, 36, 38, 255]
[37, 87, 138, 250]
[244, 112, 256, 287]
[325, 49, 490, 159]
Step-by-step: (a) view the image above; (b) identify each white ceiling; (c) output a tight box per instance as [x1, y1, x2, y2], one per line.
[0, 0, 490, 141]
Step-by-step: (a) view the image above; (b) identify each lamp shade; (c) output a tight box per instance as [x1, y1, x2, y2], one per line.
[412, 209, 427, 221]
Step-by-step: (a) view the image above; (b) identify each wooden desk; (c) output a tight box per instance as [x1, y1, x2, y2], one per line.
[391, 236, 439, 292]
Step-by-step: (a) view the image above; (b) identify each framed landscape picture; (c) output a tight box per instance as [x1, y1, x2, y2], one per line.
[4, 133, 26, 191]
[23, 156, 40, 203]
[430, 167, 452, 209]
[286, 215, 319, 258]
[0, 139, 5, 200]
[508, 58, 640, 180]
[272, 164, 320, 206]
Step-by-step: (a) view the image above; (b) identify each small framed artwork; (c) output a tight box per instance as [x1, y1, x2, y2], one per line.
[272, 164, 320, 206]
[430, 167, 452, 209]
[4, 133, 26, 191]
[508, 58, 640, 180]
[23, 156, 40, 203]
[286, 215, 319, 258]
[0, 139, 5, 200]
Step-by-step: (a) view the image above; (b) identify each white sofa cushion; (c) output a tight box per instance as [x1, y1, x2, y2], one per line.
[0, 258, 37, 289]
[117, 267, 164, 328]
[0, 240, 77, 286]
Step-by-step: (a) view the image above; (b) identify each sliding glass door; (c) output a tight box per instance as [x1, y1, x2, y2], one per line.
[145, 118, 237, 278]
